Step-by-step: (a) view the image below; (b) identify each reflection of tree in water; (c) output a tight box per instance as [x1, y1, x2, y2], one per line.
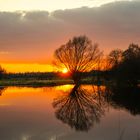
[92, 85, 112, 107]
[53, 84, 140, 131]
[0, 87, 5, 96]
[53, 85, 104, 131]
[107, 86, 140, 115]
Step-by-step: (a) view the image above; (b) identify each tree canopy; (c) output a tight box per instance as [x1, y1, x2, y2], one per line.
[108, 43, 140, 86]
[108, 49, 123, 69]
[53, 35, 102, 83]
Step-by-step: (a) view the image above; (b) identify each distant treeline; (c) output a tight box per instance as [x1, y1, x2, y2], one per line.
[0, 71, 96, 80]
[1, 72, 65, 80]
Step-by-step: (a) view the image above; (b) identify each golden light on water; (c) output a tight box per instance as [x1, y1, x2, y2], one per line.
[54, 85, 74, 92]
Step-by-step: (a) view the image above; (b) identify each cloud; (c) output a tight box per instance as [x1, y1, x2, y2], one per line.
[0, 51, 10, 54]
[0, 1, 140, 63]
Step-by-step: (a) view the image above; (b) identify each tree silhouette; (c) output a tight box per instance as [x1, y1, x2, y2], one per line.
[123, 43, 140, 60]
[116, 44, 140, 86]
[53, 35, 102, 83]
[52, 85, 104, 131]
[106, 43, 140, 86]
[0, 66, 5, 79]
[108, 49, 123, 69]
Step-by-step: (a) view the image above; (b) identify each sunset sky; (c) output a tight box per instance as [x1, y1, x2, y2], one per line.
[0, 0, 140, 72]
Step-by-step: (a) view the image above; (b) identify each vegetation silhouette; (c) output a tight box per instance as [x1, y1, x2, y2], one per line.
[0, 37, 140, 87]
[53, 35, 102, 84]
[120, 44, 140, 86]
[52, 84, 104, 131]
[107, 49, 123, 70]
[0, 66, 5, 79]
[105, 43, 140, 86]
[53, 36, 140, 86]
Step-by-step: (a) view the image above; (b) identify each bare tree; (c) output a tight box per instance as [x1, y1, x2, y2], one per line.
[107, 49, 123, 69]
[53, 35, 102, 83]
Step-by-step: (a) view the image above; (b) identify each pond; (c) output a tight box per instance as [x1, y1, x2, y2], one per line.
[0, 85, 140, 140]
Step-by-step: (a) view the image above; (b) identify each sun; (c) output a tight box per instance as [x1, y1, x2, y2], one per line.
[62, 68, 68, 73]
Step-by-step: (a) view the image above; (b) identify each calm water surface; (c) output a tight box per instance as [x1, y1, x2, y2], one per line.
[0, 85, 140, 140]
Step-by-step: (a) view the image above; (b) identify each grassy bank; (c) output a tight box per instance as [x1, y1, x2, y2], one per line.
[0, 72, 139, 87]
[0, 76, 100, 87]
[0, 79, 74, 87]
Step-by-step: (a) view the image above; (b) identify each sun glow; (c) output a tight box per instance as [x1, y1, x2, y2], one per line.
[62, 68, 68, 74]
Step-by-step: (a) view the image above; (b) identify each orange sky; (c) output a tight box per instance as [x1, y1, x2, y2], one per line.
[1, 63, 54, 73]
[0, 1, 140, 72]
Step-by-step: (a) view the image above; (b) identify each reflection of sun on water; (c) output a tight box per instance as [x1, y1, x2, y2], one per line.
[55, 85, 74, 92]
